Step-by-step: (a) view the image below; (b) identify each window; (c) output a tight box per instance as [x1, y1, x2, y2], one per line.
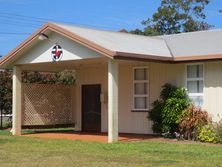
[186, 64, 204, 108]
[133, 67, 149, 111]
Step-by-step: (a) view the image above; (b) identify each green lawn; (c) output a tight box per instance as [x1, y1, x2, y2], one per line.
[0, 130, 222, 167]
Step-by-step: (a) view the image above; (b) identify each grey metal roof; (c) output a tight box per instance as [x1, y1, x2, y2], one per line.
[158, 29, 222, 57]
[1, 22, 221, 69]
[55, 23, 222, 58]
[54, 23, 172, 58]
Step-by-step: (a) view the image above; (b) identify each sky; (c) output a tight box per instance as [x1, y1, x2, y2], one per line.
[0, 0, 222, 56]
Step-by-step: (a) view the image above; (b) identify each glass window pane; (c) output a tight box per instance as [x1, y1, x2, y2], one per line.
[199, 80, 203, 93]
[187, 65, 197, 78]
[190, 96, 203, 108]
[134, 97, 147, 109]
[187, 65, 203, 78]
[198, 65, 203, 78]
[135, 83, 147, 94]
[134, 68, 147, 80]
[187, 80, 203, 93]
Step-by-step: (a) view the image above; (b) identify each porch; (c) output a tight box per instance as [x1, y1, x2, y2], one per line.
[12, 57, 185, 143]
[12, 57, 121, 142]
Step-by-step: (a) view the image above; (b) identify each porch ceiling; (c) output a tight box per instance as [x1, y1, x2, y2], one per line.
[19, 57, 108, 72]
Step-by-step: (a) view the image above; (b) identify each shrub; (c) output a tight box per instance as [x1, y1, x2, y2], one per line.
[215, 124, 222, 143]
[179, 105, 209, 140]
[198, 124, 217, 143]
[197, 122, 222, 143]
[55, 70, 75, 85]
[149, 84, 190, 133]
[22, 70, 75, 85]
[162, 87, 190, 132]
[0, 70, 12, 116]
[160, 84, 177, 101]
[149, 100, 164, 133]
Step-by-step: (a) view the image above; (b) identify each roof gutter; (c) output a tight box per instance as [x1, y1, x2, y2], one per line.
[0, 24, 51, 68]
[114, 51, 174, 63]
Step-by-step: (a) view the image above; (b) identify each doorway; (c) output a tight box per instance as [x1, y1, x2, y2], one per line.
[81, 84, 101, 132]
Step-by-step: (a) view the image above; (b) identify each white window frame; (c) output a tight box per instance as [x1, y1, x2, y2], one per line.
[132, 66, 149, 111]
[186, 63, 204, 107]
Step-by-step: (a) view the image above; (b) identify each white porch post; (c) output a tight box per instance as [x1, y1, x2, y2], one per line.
[12, 66, 22, 135]
[108, 59, 118, 143]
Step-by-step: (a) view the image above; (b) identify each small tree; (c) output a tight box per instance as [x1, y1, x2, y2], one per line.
[0, 70, 12, 128]
[0, 70, 12, 114]
[149, 84, 190, 133]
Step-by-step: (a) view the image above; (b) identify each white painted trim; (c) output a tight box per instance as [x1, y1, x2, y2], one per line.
[187, 78, 204, 81]
[188, 93, 204, 96]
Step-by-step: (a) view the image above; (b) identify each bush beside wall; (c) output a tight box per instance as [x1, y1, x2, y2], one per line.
[179, 105, 208, 140]
[148, 84, 190, 134]
[198, 123, 222, 143]
[148, 83, 222, 144]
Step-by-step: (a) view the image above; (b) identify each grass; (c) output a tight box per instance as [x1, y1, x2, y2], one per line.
[0, 130, 222, 167]
[22, 127, 75, 134]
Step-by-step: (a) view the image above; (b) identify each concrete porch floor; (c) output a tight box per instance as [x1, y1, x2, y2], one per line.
[23, 132, 161, 143]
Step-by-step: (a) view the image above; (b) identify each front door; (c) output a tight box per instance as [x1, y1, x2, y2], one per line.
[82, 84, 101, 132]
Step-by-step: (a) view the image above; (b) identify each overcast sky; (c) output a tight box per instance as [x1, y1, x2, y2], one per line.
[0, 0, 222, 56]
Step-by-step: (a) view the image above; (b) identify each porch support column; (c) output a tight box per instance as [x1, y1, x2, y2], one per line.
[12, 66, 22, 135]
[108, 59, 118, 143]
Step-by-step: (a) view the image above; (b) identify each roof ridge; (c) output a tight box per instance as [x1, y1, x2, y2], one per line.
[53, 22, 165, 41]
[158, 28, 222, 38]
[55, 22, 222, 41]
[162, 38, 174, 58]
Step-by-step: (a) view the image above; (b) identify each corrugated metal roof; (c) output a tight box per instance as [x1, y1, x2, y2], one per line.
[1, 22, 222, 69]
[54, 23, 172, 58]
[55, 23, 222, 58]
[158, 29, 222, 57]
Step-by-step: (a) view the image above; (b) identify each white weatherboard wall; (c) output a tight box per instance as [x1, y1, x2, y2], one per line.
[72, 65, 108, 131]
[118, 62, 185, 134]
[148, 61, 222, 123]
[15, 32, 102, 65]
[72, 62, 186, 134]
[204, 61, 222, 122]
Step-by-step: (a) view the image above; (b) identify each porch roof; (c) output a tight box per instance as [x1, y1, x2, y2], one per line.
[1, 22, 222, 68]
